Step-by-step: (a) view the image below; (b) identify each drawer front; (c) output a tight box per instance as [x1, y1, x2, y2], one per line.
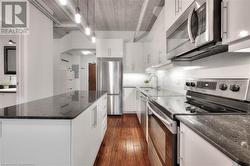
[148, 136, 163, 166]
[148, 113, 176, 166]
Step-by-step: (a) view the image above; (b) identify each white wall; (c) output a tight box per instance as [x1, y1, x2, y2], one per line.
[18, 4, 53, 102]
[80, 55, 96, 91]
[0, 35, 17, 85]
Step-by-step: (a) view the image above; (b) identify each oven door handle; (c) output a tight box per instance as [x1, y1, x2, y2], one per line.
[147, 102, 172, 127]
[187, 6, 196, 43]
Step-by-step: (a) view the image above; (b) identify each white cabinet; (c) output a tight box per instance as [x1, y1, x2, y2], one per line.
[124, 42, 145, 73]
[123, 88, 137, 114]
[179, 123, 238, 166]
[222, 0, 250, 52]
[96, 39, 124, 57]
[97, 94, 108, 140]
[165, 0, 193, 31]
[0, 93, 16, 108]
[1, 119, 71, 166]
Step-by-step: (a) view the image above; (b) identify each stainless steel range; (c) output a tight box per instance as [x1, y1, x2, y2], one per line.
[147, 78, 250, 166]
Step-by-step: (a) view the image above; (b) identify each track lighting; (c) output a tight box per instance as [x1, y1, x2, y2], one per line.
[85, 27, 91, 36]
[91, 36, 96, 43]
[75, 7, 81, 24]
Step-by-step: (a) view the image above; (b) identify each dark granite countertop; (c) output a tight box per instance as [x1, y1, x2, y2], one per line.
[0, 90, 107, 119]
[177, 115, 250, 166]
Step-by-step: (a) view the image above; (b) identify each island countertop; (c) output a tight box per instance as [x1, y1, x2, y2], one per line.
[0, 90, 107, 119]
[177, 115, 250, 166]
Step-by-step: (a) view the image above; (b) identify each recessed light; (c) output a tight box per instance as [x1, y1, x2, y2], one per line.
[59, 0, 67, 6]
[81, 50, 92, 55]
[239, 30, 249, 38]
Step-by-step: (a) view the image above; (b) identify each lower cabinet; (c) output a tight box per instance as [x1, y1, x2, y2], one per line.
[123, 88, 137, 114]
[0, 94, 108, 166]
[179, 123, 238, 166]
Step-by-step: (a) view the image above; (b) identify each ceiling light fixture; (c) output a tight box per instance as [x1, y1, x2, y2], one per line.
[8, 40, 16, 45]
[85, 0, 91, 36]
[91, 36, 96, 43]
[85, 27, 91, 36]
[59, 0, 67, 6]
[75, 7, 81, 24]
[81, 50, 92, 55]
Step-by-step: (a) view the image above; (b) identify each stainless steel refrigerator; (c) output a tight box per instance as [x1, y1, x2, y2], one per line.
[97, 58, 123, 115]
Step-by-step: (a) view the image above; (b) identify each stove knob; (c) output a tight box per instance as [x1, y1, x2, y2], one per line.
[190, 82, 196, 87]
[230, 84, 240, 92]
[219, 83, 228, 91]
[186, 82, 191, 86]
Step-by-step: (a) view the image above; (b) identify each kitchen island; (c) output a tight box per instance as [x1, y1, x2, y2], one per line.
[0, 90, 107, 166]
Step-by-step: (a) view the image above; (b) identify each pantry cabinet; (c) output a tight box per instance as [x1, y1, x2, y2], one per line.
[179, 123, 238, 166]
[96, 39, 124, 57]
[124, 43, 145, 73]
[165, 0, 193, 31]
[221, 0, 250, 51]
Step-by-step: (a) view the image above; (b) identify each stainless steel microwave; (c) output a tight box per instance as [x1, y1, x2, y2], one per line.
[166, 0, 228, 61]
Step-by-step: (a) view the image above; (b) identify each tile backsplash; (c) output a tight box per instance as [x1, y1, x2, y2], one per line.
[157, 52, 250, 94]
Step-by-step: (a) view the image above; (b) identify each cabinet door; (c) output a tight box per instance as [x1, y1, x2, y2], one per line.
[123, 88, 137, 113]
[0, 93, 16, 108]
[96, 39, 109, 57]
[1, 119, 71, 166]
[180, 123, 237, 166]
[96, 39, 123, 57]
[110, 39, 124, 57]
[165, 0, 177, 31]
[125, 43, 145, 73]
[222, 0, 250, 44]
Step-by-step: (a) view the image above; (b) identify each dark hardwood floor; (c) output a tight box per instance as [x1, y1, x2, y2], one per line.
[94, 114, 151, 166]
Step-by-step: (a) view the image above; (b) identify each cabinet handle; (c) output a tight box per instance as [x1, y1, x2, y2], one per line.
[221, 1, 229, 39]
[175, 0, 179, 15]
[92, 107, 97, 128]
[179, 0, 182, 10]
[180, 130, 184, 161]
[0, 121, 2, 138]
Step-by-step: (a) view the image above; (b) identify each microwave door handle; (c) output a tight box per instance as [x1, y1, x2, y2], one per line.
[187, 7, 195, 43]
[147, 102, 172, 127]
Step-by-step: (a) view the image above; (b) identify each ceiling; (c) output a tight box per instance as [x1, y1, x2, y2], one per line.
[41, 0, 164, 37]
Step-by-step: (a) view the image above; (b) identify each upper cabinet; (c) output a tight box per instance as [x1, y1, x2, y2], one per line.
[124, 43, 145, 73]
[96, 39, 124, 57]
[221, 0, 250, 52]
[165, 0, 194, 31]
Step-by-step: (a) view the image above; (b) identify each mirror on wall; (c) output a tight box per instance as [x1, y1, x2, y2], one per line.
[4, 46, 16, 75]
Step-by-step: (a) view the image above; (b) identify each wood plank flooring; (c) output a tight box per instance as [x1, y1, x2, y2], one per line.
[94, 114, 151, 166]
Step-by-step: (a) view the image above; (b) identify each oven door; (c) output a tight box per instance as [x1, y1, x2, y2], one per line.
[147, 102, 177, 166]
[187, 0, 218, 47]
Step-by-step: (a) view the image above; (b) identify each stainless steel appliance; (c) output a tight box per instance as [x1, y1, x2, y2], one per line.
[97, 58, 123, 115]
[166, 0, 228, 61]
[136, 88, 184, 143]
[147, 78, 250, 166]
